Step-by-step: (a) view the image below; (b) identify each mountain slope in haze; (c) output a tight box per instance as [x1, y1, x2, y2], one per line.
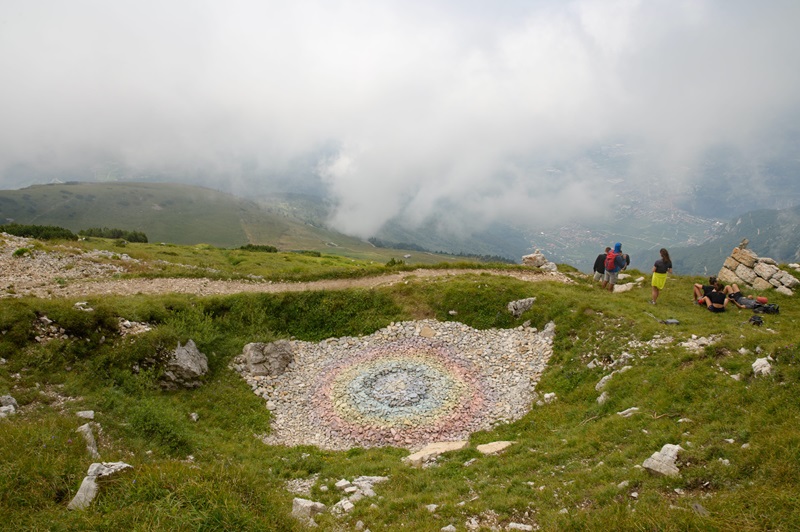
[670, 205, 800, 275]
[0, 183, 470, 265]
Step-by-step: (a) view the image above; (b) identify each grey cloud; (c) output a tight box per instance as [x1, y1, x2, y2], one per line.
[1, 0, 799, 235]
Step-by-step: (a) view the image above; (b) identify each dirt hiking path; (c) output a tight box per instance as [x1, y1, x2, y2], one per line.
[1, 234, 572, 299]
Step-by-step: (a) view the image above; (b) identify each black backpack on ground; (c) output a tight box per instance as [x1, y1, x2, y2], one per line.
[753, 303, 779, 314]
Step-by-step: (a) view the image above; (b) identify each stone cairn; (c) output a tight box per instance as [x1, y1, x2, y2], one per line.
[717, 245, 798, 296]
[521, 250, 558, 272]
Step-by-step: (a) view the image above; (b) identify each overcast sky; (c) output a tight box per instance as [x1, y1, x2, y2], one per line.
[1, 0, 799, 236]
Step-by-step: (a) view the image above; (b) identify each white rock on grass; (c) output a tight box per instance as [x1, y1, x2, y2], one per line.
[642, 444, 683, 477]
[476, 441, 514, 455]
[76, 410, 95, 420]
[597, 392, 609, 405]
[76, 423, 101, 459]
[752, 357, 772, 376]
[507, 523, 534, 531]
[617, 407, 639, 418]
[335, 479, 353, 491]
[68, 462, 132, 510]
[403, 441, 468, 467]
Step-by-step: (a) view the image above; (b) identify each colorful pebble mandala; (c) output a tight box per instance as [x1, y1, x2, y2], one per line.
[252, 320, 554, 450]
[311, 338, 486, 446]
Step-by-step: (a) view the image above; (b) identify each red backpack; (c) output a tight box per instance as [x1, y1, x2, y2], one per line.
[604, 250, 618, 271]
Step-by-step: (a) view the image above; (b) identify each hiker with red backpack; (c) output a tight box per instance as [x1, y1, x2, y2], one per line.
[601, 242, 628, 292]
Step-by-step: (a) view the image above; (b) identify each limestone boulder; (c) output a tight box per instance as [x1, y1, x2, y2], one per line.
[754, 262, 779, 281]
[780, 272, 799, 288]
[161, 340, 208, 389]
[717, 268, 744, 286]
[735, 264, 758, 285]
[776, 286, 793, 297]
[752, 277, 773, 291]
[722, 256, 740, 271]
[292, 498, 326, 520]
[731, 247, 758, 268]
[243, 340, 293, 376]
[507, 297, 536, 318]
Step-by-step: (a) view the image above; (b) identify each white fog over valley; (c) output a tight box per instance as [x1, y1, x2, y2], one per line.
[1, 0, 800, 266]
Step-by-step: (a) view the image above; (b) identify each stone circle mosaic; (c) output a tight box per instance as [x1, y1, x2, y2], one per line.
[236, 319, 555, 450]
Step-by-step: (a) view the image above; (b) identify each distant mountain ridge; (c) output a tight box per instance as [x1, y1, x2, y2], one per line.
[670, 205, 800, 275]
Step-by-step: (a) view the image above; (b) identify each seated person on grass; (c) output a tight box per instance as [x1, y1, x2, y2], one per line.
[700, 282, 729, 313]
[723, 284, 761, 309]
[693, 276, 717, 303]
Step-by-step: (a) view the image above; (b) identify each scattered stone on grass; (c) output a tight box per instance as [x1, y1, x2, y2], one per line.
[76, 423, 100, 459]
[680, 335, 720, 352]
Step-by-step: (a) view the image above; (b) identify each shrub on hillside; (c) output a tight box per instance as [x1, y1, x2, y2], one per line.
[78, 227, 148, 243]
[0, 223, 77, 240]
[239, 244, 278, 253]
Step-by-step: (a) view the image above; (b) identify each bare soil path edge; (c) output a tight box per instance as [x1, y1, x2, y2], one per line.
[39, 268, 573, 299]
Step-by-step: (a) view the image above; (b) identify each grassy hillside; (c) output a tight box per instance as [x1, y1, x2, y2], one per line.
[0, 183, 467, 265]
[2, 238, 800, 529]
[0, 182, 267, 247]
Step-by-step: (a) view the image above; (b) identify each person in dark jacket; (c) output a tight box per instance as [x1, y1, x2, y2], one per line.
[601, 242, 627, 292]
[693, 276, 717, 304]
[700, 282, 729, 312]
[593, 247, 611, 282]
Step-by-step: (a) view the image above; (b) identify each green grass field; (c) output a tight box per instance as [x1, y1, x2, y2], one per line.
[1, 241, 799, 529]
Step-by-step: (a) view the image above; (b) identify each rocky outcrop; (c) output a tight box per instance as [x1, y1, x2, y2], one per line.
[242, 340, 294, 376]
[161, 340, 208, 389]
[718, 246, 797, 295]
